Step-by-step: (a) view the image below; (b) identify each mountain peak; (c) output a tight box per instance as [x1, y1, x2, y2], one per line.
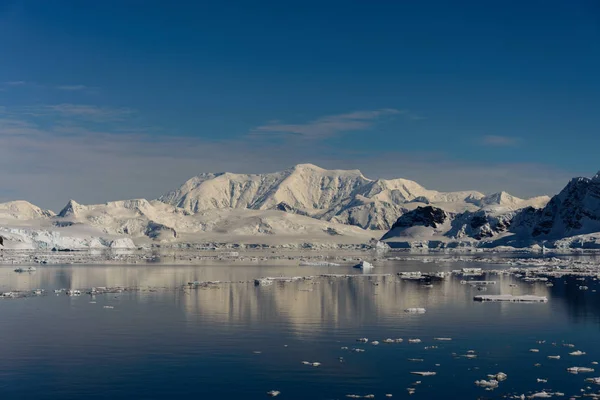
[292, 163, 324, 171]
[58, 199, 83, 218]
[593, 171, 600, 182]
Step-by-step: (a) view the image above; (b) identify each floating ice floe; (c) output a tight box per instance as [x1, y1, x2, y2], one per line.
[530, 349, 540, 353]
[353, 260, 373, 270]
[267, 390, 280, 397]
[474, 295, 548, 303]
[410, 371, 436, 376]
[475, 379, 499, 388]
[408, 358, 424, 362]
[536, 378, 547, 383]
[487, 372, 507, 381]
[66, 289, 81, 296]
[461, 268, 483, 275]
[371, 341, 379, 345]
[434, 337, 452, 341]
[585, 377, 600, 385]
[529, 391, 552, 398]
[103, 305, 114, 309]
[570, 350, 586, 356]
[357, 338, 369, 343]
[405, 308, 426, 313]
[567, 366, 595, 374]
[299, 261, 340, 267]
[547, 355, 561, 360]
[408, 339, 422, 344]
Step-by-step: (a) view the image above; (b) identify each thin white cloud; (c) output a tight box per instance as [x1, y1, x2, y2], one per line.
[3, 80, 27, 86]
[44, 104, 131, 118]
[251, 108, 406, 138]
[481, 135, 520, 146]
[56, 85, 88, 91]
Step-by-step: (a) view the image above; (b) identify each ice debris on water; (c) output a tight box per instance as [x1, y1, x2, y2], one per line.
[404, 308, 426, 313]
[475, 379, 499, 389]
[569, 350, 586, 356]
[411, 371, 436, 376]
[353, 260, 373, 270]
[267, 390, 280, 397]
[567, 366, 595, 374]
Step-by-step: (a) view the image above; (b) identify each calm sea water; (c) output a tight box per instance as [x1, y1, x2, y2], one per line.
[1, 257, 599, 399]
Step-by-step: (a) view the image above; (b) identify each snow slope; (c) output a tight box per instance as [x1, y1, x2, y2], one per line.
[160, 164, 546, 230]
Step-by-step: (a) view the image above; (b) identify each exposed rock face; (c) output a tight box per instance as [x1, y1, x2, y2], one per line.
[389, 206, 448, 229]
[529, 174, 600, 238]
[448, 209, 514, 240]
[381, 171, 600, 248]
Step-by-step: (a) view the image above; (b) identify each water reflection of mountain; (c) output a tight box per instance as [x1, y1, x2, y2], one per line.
[544, 277, 600, 326]
[4, 263, 600, 330]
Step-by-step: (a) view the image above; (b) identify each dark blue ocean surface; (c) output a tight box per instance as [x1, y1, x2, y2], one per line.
[1, 258, 599, 399]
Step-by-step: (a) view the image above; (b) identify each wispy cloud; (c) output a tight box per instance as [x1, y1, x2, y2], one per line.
[44, 104, 131, 118]
[481, 135, 521, 147]
[3, 104, 134, 122]
[3, 80, 27, 86]
[1, 81, 96, 93]
[251, 108, 407, 138]
[56, 85, 88, 91]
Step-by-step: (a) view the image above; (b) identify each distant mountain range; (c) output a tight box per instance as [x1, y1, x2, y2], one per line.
[0, 164, 598, 250]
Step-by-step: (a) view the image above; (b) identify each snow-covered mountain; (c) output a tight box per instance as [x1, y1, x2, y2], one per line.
[0, 201, 55, 220]
[381, 171, 600, 249]
[159, 163, 545, 230]
[7, 164, 599, 251]
[0, 196, 378, 250]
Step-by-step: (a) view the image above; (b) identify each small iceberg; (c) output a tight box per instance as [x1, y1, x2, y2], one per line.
[267, 390, 281, 397]
[410, 371, 436, 376]
[405, 308, 426, 313]
[567, 366, 594, 374]
[353, 260, 374, 270]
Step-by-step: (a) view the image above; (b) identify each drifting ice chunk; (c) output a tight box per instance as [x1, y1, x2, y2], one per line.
[487, 372, 507, 381]
[585, 377, 600, 385]
[398, 271, 422, 280]
[569, 350, 586, 356]
[530, 349, 540, 353]
[405, 308, 426, 313]
[408, 339, 422, 344]
[547, 355, 561, 360]
[474, 295, 548, 303]
[410, 371, 436, 376]
[529, 392, 552, 398]
[567, 366, 594, 374]
[434, 337, 452, 341]
[475, 379, 499, 388]
[462, 268, 483, 275]
[353, 261, 374, 270]
[267, 390, 281, 397]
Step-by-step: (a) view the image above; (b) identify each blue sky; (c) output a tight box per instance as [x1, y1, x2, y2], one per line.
[1, 0, 599, 210]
